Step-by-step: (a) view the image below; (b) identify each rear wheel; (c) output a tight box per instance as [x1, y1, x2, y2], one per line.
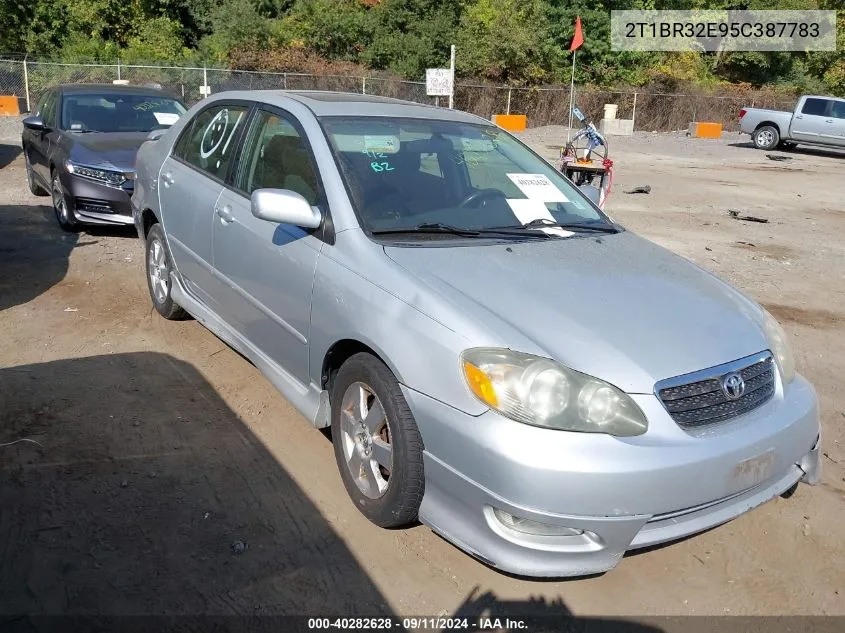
[753, 125, 780, 150]
[331, 353, 424, 528]
[25, 151, 48, 196]
[779, 141, 797, 150]
[52, 171, 79, 232]
[145, 223, 188, 320]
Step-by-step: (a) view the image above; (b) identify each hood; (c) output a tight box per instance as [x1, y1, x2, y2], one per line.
[67, 132, 149, 171]
[384, 232, 769, 393]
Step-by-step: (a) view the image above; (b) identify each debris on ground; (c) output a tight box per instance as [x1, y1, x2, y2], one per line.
[766, 154, 793, 162]
[736, 241, 756, 247]
[231, 540, 248, 554]
[728, 210, 769, 223]
[625, 185, 651, 194]
[64, 307, 79, 312]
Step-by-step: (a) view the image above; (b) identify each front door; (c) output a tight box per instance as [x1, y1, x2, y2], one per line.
[211, 108, 325, 386]
[828, 99, 845, 148]
[159, 103, 250, 303]
[790, 97, 834, 144]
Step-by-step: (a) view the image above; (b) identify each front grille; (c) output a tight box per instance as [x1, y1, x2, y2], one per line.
[75, 197, 114, 214]
[656, 353, 776, 428]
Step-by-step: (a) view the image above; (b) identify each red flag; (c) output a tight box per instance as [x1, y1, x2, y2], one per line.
[570, 16, 584, 52]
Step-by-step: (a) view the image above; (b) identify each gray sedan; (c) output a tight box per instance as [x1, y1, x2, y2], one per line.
[132, 91, 821, 577]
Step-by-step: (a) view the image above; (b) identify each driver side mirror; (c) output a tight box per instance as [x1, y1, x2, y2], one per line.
[251, 189, 322, 229]
[22, 115, 46, 131]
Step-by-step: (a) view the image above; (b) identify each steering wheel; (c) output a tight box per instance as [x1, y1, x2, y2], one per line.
[458, 188, 506, 208]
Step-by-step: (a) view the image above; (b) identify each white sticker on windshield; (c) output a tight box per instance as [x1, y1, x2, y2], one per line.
[364, 135, 399, 154]
[458, 138, 495, 152]
[153, 112, 180, 126]
[507, 173, 568, 202]
[506, 199, 574, 237]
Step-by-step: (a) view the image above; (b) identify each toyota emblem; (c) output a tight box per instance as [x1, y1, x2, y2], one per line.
[722, 372, 746, 400]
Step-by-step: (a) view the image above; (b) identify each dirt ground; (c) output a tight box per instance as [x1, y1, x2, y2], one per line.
[1, 118, 844, 626]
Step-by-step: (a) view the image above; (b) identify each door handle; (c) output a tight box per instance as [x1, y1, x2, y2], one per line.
[825, 119, 834, 123]
[795, 115, 803, 119]
[162, 171, 174, 187]
[215, 205, 234, 224]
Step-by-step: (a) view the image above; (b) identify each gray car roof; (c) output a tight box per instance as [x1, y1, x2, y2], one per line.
[207, 90, 491, 125]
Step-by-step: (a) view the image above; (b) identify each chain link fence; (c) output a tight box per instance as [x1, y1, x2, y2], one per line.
[0, 58, 797, 132]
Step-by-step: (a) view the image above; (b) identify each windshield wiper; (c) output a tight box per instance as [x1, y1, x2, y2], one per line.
[497, 218, 619, 234]
[371, 222, 550, 238]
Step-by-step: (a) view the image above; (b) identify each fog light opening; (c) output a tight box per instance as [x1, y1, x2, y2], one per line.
[492, 507, 584, 537]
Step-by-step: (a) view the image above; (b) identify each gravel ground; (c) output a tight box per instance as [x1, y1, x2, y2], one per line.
[0, 125, 843, 624]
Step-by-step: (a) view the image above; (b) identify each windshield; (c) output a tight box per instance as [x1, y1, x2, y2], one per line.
[321, 117, 611, 237]
[60, 93, 187, 133]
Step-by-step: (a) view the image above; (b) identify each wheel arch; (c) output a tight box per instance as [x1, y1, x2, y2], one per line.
[321, 338, 398, 398]
[140, 207, 160, 238]
[754, 121, 781, 135]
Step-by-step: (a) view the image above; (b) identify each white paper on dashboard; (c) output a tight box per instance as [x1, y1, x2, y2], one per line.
[507, 173, 569, 202]
[153, 112, 180, 126]
[506, 199, 574, 237]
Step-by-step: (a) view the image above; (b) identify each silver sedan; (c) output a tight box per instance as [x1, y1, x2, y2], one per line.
[132, 91, 821, 577]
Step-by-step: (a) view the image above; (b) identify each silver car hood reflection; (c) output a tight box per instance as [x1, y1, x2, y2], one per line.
[384, 231, 770, 393]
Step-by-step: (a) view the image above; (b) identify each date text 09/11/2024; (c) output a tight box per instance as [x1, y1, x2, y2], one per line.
[307, 617, 529, 630]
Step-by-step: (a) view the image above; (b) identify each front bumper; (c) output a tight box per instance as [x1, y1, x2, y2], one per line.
[408, 374, 821, 577]
[60, 172, 134, 226]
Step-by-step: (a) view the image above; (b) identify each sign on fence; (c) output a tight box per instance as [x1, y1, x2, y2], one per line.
[425, 69, 452, 97]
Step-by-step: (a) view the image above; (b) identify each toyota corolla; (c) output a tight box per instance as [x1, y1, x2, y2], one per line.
[131, 91, 821, 577]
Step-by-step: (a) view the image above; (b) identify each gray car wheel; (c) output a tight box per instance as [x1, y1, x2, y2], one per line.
[145, 223, 188, 320]
[753, 125, 780, 150]
[25, 151, 48, 196]
[52, 171, 79, 232]
[331, 353, 424, 527]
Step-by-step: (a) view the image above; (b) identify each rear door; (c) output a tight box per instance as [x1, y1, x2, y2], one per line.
[210, 107, 326, 385]
[790, 97, 834, 143]
[158, 102, 250, 304]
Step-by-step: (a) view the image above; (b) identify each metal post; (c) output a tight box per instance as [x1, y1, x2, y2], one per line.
[506, 88, 512, 115]
[283, 73, 287, 90]
[632, 92, 637, 132]
[567, 50, 576, 142]
[362, 76, 367, 94]
[23, 57, 31, 113]
[117, 57, 121, 81]
[448, 44, 455, 109]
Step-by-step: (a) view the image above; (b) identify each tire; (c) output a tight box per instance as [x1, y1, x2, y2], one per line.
[779, 141, 797, 150]
[753, 125, 780, 150]
[330, 353, 424, 528]
[51, 170, 80, 232]
[145, 223, 189, 320]
[24, 150, 48, 196]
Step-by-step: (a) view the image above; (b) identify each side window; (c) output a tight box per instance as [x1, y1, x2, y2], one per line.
[41, 92, 57, 127]
[801, 98, 829, 117]
[237, 109, 320, 205]
[173, 104, 249, 180]
[831, 101, 845, 120]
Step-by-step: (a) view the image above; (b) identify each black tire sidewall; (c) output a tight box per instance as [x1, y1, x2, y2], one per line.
[52, 172, 78, 231]
[330, 353, 424, 528]
[754, 126, 779, 150]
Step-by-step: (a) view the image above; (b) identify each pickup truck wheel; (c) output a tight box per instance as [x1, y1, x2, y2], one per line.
[753, 125, 780, 150]
[331, 353, 424, 528]
[145, 223, 189, 320]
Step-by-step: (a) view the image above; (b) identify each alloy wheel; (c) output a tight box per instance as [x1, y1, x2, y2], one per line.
[339, 381, 393, 499]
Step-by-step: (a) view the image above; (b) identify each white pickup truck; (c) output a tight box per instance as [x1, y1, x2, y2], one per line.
[739, 95, 845, 150]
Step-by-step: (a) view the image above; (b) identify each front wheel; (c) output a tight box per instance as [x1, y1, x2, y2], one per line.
[331, 353, 424, 528]
[753, 125, 780, 150]
[52, 172, 79, 232]
[145, 223, 188, 320]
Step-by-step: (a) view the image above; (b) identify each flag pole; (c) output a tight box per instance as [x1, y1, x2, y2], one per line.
[567, 49, 576, 142]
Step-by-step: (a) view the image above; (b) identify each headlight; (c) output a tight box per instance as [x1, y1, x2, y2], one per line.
[762, 310, 795, 385]
[461, 348, 647, 436]
[66, 161, 127, 186]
